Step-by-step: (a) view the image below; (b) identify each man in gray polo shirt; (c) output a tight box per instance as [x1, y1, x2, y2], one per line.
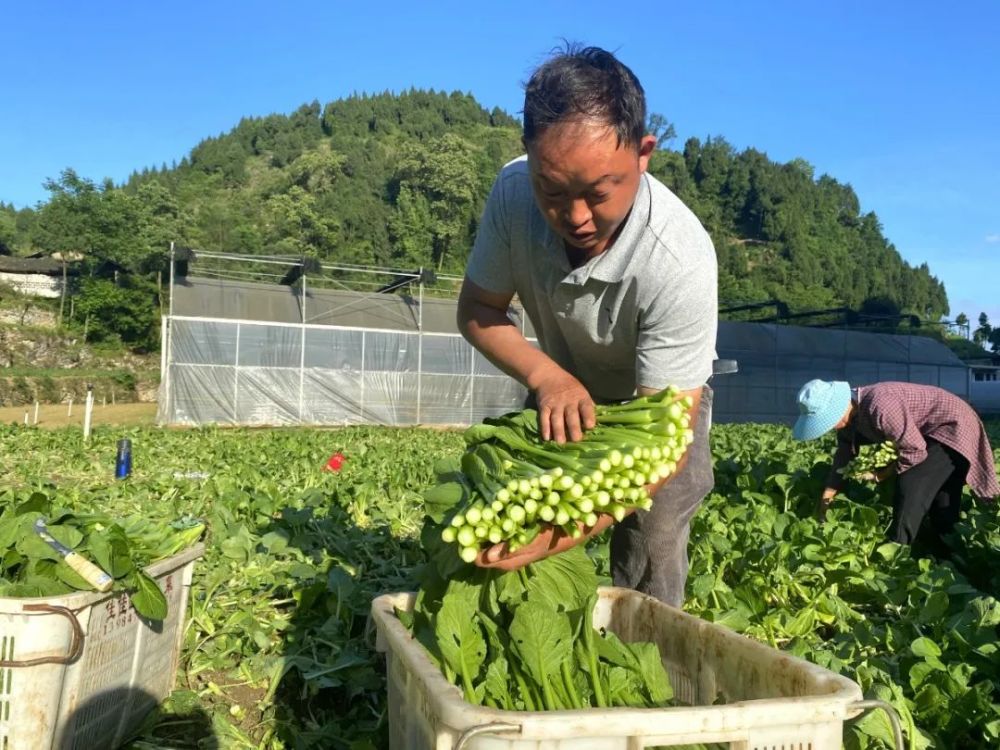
[457, 45, 717, 607]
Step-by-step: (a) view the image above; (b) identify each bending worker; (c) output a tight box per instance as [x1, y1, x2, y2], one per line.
[456, 44, 718, 607]
[792, 379, 998, 547]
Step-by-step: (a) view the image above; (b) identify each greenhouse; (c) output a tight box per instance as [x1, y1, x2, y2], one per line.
[157, 252, 970, 427]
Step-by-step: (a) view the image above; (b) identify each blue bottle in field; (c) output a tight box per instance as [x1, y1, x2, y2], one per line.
[115, 438, 132, 479]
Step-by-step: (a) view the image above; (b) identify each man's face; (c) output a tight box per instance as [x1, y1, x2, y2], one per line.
[526, 121, 655, 257]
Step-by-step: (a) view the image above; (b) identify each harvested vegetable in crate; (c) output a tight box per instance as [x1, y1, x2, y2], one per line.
[405, 389, 695, 710]
[0, 489, 205, 619]
[404, 545, 673, 710]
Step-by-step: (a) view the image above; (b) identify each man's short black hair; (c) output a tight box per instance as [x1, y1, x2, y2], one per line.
[522, 44, 647, 149]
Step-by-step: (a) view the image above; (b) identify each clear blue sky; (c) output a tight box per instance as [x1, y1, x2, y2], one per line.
[2, 0, 997, 326]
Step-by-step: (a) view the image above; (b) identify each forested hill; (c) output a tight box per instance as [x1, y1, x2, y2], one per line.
[1, 89, 947, 323]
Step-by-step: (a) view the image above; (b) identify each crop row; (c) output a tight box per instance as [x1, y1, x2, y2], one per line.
[2, 422, 998, 749]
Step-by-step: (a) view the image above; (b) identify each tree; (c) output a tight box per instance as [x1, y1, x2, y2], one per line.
[32, 169, 153, 272]
[387, 185, 434, 268]
[955, 312, 970, 338]
[74, 277, 159, 351]
[285, 147, 346, 193]
[989, 328, 1000, 354]
[647, 113, 677, 149]
[262, 187, 337, 256]
[392, 133, 480, 272]
[974, 312, 992, 347]
[0, 211, 15, 254]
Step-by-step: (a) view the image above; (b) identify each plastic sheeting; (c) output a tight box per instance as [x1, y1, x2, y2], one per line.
[713, 322, 970, 424]
[158, 316, 529, 426]
[158, 314, 972, 427]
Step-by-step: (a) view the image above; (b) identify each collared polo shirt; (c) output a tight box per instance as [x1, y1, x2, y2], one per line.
[466, 156, 718, 402]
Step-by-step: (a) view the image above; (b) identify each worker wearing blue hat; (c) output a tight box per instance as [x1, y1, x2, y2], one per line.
[793, 379, 998, 552]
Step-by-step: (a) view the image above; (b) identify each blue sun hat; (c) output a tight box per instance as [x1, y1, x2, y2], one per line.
[792, 379, 851, 441]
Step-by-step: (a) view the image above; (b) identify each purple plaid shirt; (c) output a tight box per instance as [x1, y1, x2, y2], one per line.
[829, 382, 999, 500]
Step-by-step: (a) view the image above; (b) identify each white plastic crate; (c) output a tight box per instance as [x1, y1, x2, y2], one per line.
[0, 543, 204, 750]
[373, 585, 888, 750]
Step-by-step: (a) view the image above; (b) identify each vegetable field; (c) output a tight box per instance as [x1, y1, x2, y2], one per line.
[3, 421, 999, 749]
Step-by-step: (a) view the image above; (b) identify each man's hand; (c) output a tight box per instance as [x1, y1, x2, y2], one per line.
[457, 278, 594, 444]
[532, 367, 596, 443]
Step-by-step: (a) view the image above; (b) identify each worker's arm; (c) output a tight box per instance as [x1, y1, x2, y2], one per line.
[457, 277, 596, 443]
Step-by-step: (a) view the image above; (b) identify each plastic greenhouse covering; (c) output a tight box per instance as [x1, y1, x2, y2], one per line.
[158, 276, 971, 427]
[159, 316, 529, 426]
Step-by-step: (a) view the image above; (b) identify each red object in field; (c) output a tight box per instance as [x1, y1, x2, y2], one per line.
[324, 452, 346, 472]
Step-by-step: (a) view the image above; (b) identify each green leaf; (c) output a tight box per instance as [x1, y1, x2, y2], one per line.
[691, 573, 717, 601]
[493, 568, 528, 608]
[909, 637, 941, 659]
[603, 665, 646, 707]
[801, 543, 824, 562]
[16, 576, 69, 597]
[88, 527, 135, 578]
[434, 592, 486, 689]
[220, 527, 253, 562]
[908, 661, 936, 691]
[594, 628, 641, 670]
[15, 492, 50, 516]
[0, 511, 20, 551]
[54, 560, 93, 590]
[129, 570, 168, 620]
[16, 528, 62, 562]
[524, 546, 599, 614]
[422, 481, 469, 524]
[327, 566, 355, 598]
[394, 607, 414, 630]
[711, 604, 752, 632]
[785, 608, 817, 637]
[509, 599, 572, 697]
[875, 542, 901, 560]
[852, 699, 901, 746]
[260, 531, 289, 553]
[47, 524, 84, 551]
[971, 597, 1000, 627]
[289, 563, 316, 580]
[626, 640, 673, 705]
[482, 656, 512, 710]
[916, 590, 949, 624]
[914, 684, 944, 714]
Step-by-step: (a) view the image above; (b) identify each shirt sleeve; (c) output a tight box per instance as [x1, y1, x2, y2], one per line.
[465, 171, 515, 295]
[868, 398, 928, 473]
[635, 246, 717, 392]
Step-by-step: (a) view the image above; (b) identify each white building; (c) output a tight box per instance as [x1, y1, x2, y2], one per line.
[0, 255, 78, 299]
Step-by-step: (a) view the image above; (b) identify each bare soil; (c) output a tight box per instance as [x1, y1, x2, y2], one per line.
[0, 401, 157, 428]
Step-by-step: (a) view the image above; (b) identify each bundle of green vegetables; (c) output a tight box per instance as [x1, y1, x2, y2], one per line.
[403, 544, 674, 710]
[435, 386, 695, 562]
[839, 440, 898, 481]
[0, 490, 205, 619]
[405, 389, 698, 711]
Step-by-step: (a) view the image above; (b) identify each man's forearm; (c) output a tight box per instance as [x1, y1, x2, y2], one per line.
[458, 300, 561, 390]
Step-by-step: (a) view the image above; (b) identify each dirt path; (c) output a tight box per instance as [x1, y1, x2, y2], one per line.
[0, 401, 157, 428]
